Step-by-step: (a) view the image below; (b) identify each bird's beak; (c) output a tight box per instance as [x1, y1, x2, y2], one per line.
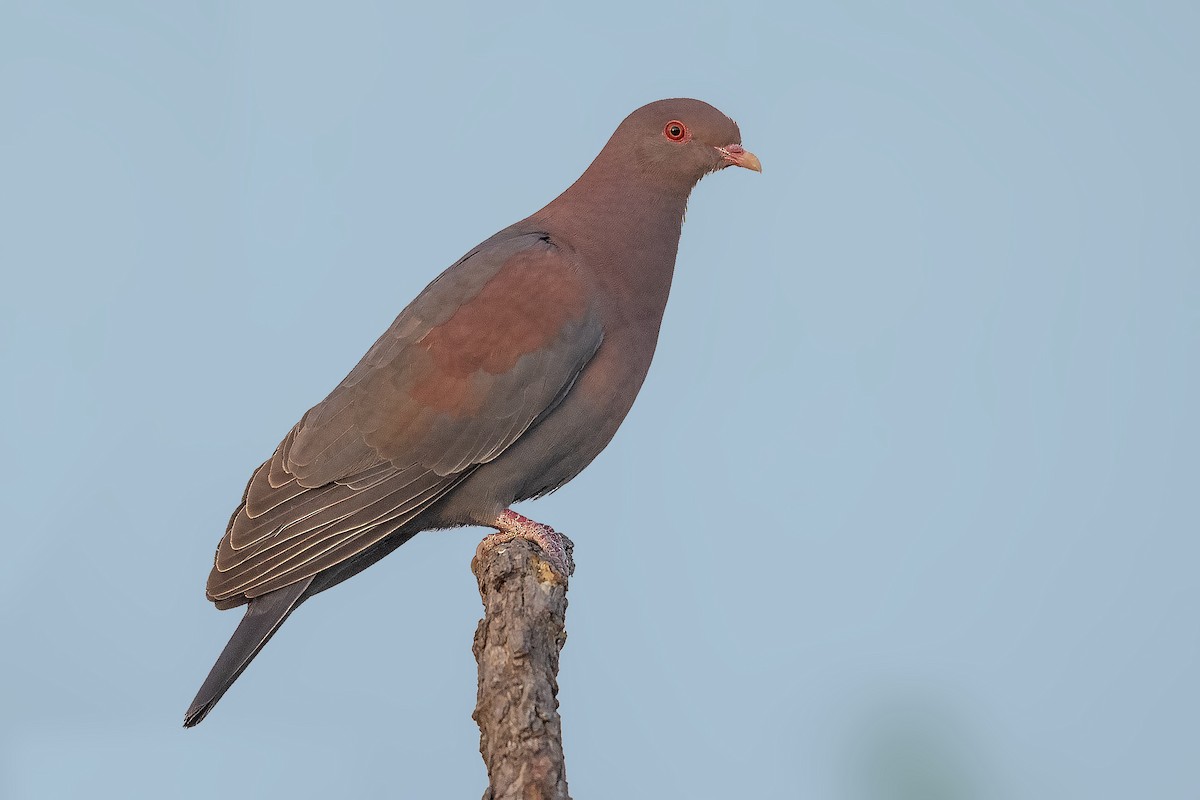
[717, 144, 762, 173]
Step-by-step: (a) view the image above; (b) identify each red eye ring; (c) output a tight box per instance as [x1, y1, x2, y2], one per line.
[664, 120, 688, 142]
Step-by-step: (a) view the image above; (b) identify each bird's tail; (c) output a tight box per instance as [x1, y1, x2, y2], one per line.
[183, 577, 313, 727]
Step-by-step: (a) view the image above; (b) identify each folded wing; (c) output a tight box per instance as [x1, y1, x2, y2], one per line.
[206, 232, 603, 608]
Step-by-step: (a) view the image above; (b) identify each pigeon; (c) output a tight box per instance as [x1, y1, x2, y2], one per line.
[184, 98, 760, 727]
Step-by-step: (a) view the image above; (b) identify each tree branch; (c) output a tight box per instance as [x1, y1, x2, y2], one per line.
[471, 533, 574, 800]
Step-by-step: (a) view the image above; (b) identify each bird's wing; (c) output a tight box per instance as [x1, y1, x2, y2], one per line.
[206, 232, 603, 607]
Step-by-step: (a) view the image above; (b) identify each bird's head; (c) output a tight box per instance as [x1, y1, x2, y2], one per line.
[607, 98, 762, 187]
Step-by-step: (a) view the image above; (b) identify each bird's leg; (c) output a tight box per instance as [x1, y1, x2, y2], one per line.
[483, 510, 575, 578]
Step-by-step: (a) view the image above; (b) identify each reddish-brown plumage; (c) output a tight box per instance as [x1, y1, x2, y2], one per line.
[409, 249, 589, 416]
[185, 98, 759, 727]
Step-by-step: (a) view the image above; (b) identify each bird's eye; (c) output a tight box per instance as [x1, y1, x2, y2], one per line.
[664, 121, 688, 142]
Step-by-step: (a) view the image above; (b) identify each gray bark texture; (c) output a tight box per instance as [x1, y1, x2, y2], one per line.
[471, 533, 575, 800]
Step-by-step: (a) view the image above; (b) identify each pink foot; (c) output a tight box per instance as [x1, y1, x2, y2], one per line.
[483, 510, 575, 578]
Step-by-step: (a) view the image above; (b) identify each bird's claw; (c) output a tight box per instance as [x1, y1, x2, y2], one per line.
[485, 510, 575, 578]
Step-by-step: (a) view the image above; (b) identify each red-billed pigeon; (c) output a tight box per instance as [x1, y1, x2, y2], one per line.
[184, 98, 760, 726]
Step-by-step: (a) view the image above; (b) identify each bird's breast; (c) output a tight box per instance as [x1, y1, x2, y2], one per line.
[427, 317, 662, 526]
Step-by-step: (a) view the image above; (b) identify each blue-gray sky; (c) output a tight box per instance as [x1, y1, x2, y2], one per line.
[1, 1, 1197, 797]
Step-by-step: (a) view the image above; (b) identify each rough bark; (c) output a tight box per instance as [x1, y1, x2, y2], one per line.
[472, 533, 574, 800]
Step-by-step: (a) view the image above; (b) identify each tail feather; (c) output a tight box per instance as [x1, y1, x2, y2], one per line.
[183, 577, 313, 727]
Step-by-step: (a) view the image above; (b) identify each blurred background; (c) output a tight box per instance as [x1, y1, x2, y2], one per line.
[1, 1, 1197, 797]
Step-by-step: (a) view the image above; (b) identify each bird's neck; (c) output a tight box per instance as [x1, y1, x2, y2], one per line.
[536, 166, 693, 332]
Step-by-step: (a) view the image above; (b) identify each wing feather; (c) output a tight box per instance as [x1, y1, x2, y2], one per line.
[206, 232, 603, 606]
